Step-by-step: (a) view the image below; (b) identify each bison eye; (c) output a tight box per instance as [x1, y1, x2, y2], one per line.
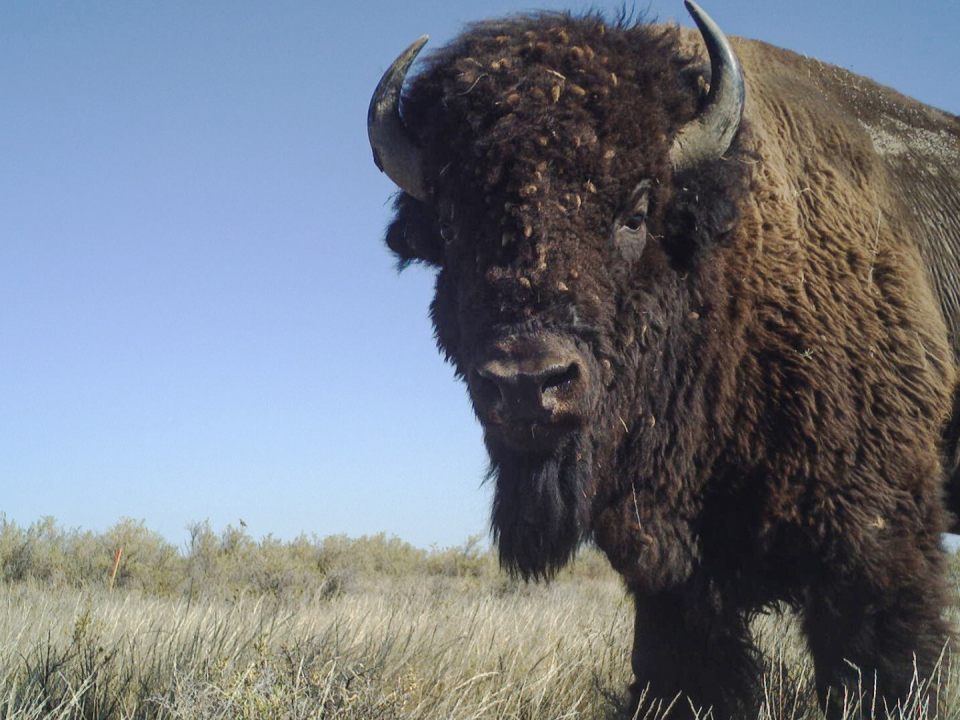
[613, 180, 652, 263]
[622, 212, 647, 234]
[438, 219, 455, 244]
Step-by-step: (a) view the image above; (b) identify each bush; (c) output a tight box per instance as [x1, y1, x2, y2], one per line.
[0, 515, 623, 601]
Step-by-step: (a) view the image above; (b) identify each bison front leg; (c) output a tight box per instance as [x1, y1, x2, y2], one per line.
[802, 555, 952, 720]
[629, 589, 761, 720]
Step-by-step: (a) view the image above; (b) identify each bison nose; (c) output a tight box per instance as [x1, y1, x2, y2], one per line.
[471, 357, 585, 423]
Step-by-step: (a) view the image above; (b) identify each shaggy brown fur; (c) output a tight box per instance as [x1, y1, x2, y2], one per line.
[377, 11, 960, 720]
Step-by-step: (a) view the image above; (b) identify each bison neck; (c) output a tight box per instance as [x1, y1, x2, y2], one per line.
[591, 259, 740, 592]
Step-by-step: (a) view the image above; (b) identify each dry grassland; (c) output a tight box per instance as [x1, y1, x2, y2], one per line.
[1, 521, 959, 719]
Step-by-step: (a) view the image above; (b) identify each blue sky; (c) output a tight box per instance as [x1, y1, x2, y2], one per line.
[1, 0, 958, 551]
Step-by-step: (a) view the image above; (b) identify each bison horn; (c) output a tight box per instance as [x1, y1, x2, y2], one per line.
[367, 35, 431, 202]
[669, 1, 745, 174]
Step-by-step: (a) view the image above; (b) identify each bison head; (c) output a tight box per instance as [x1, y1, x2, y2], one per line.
[369, 2, 746, 580]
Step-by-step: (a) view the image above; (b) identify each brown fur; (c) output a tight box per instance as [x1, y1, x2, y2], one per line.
[378, 12, 960, 719]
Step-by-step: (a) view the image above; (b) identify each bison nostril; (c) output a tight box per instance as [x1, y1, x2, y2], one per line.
[540, 363, 581, 396]
[472, 369, 504, 411]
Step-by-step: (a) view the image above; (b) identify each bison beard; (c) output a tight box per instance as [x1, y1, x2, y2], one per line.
[488, 433, 593, 580]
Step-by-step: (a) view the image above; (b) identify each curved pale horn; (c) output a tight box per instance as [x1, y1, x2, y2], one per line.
[668, 1, 745, 174]
[367, 35, 431, 202]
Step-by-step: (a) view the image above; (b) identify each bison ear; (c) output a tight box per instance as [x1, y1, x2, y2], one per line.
[384, 193, 444, 268]
[662, 172, 742, 270]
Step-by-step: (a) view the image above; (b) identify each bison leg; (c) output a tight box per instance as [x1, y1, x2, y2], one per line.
[802, 546, 952, 719]
[629, 589, 761, 720]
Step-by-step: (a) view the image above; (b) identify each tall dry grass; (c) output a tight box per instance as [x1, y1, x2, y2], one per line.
[1, 573, 634, 719]
[1, 517, 958, 719]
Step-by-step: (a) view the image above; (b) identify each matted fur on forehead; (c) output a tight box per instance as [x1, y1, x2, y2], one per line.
[400, 13, 703, 208]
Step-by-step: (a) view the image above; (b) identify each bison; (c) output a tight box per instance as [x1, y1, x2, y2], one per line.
[367, 2, 960, 717]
